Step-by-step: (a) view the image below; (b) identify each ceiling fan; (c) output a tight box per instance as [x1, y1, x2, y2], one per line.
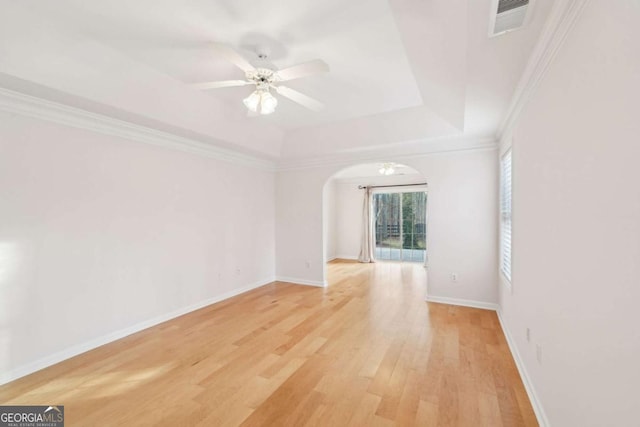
[192, 43, 329, 115]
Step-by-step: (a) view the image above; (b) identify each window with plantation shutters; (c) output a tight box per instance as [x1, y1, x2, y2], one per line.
[500, 150, 512, 281]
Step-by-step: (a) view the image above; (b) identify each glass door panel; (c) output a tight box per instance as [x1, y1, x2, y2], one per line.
[373, 193, 401, 261]
[374, 191, 427, 263]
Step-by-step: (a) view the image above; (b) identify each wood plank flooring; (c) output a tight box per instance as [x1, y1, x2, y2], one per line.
[0, 260, 537, 426]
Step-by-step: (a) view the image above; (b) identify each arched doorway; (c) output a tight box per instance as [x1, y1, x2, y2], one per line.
[322, 162, 428, 282]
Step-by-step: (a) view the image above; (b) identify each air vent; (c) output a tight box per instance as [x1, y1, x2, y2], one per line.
[490, 0, 531, 36]
[498, 0, 529, 14]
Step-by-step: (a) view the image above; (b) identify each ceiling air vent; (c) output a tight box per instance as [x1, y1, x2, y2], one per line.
[490, 0, 531, 36]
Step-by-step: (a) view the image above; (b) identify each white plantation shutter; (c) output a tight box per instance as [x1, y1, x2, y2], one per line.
[500, 150, 512, 281]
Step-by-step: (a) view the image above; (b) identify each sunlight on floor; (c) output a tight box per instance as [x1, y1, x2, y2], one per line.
[16, 364, 174, 402]
[81, 365, 174, 399]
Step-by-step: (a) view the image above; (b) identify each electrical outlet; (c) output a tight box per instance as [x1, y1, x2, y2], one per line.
[536, 344, 543, 364]
[450, 273, 458, 282]
[305, 261, 310, 269]
[526, 328, 531, 342]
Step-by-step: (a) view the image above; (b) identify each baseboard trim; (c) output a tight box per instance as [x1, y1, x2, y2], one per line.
[275, 276, 326, 288]
[425, 295, 499, 311]
[326, 255, 358, 262]
[335, 255, 359, 261]
[425, 296, 547, 424]
[0, 277, 275, 386]
[497, 310, 549, 427]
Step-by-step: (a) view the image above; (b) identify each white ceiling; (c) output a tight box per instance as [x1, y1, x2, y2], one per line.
[0, 0, 554, 161]
[52, 0, 425, 130]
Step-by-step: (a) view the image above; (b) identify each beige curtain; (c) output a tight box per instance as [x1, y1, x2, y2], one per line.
[358, 187, 376, 263]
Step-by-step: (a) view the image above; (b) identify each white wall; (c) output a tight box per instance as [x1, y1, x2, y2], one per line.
[0, 111, 276, 382]
[275, 168, 328, 286]
[276, 149, 498, 304]
[498, 1, 640, 425]
[334, 182, 363, 259]
[322, 179, 337, 262]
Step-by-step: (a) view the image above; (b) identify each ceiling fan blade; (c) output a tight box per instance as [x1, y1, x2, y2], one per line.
[191, 80, 252, 90]
[211, 42, 255, 73]
[276, 59, 329, 82]
[274, 86, 325, 112]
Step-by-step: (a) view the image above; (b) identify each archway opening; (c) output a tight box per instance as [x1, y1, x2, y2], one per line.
[322, 162, 428, 283]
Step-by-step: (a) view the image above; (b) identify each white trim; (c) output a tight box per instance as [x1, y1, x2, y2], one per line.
[332, 175, 424, 185]
[0, 277, 276, 386]
[275, 276, 326, 288]
[0, 88, 276, 171]
[500, 149, 513, 282]
[333, 255, 359, 261]
[497, 310, 550, 427]
[326, 255, 359, 262]
[498, 0, 590, 140]
[425, 295, 499, 311]
[277, 139, 498, 171]
[0, 88, 501, 172]
[500, 272, 513, 294]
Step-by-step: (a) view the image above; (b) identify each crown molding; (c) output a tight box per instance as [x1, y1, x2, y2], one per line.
[276, 137, 498, 171]
[331, 175, 424, 185]
[0, 88, 277, 171]
[0, 87, 500, 173]
[497, 0, 590, 141]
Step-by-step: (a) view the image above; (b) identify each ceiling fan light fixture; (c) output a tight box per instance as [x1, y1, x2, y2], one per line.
[379, 163, 395, 175]
[242, 91, 261, 112]
[260, 91, 278, 115]
[194, 44, 328, 114]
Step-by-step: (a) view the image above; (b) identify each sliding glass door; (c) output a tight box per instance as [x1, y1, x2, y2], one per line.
[373, 191, 427, 262]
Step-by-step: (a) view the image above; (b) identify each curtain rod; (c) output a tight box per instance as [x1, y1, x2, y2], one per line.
[358, 183, 427, 189]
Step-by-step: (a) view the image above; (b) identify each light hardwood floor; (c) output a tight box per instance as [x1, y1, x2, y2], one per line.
[0, 260, 537, 426]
